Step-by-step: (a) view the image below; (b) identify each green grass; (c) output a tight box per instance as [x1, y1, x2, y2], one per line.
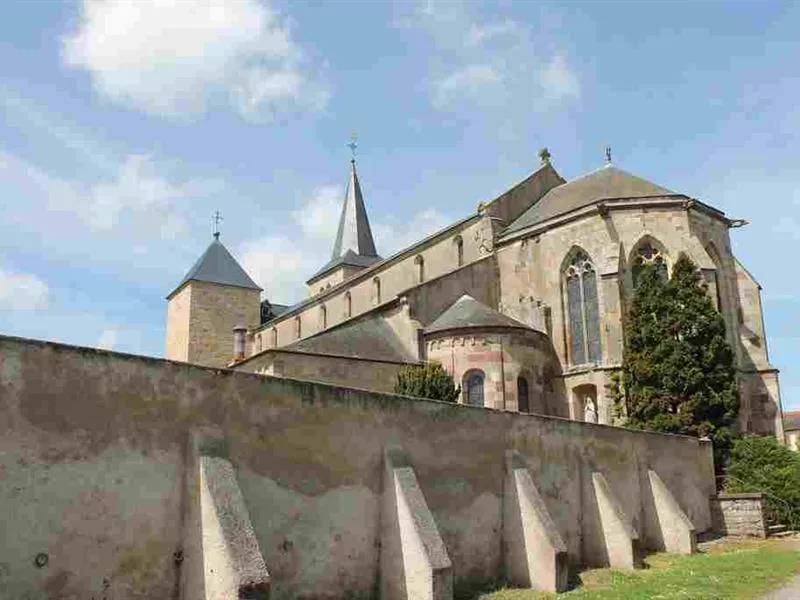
[481, 539, 800, 600]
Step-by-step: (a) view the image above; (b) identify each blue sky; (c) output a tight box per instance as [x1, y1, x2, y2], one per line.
[0, 1, 797, 409]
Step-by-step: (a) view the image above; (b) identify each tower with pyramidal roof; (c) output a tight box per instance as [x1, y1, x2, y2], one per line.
[166, 231, 261, 367]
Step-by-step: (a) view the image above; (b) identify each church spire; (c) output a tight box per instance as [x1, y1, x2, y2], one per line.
[330, 157, 379, 260]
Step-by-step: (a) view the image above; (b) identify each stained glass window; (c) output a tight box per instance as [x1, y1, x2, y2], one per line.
[565, 250, 602, 365]
[466, 371, 484, 407]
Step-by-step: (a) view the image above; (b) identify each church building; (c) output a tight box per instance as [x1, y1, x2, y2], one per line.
[166, 151, 785, 439]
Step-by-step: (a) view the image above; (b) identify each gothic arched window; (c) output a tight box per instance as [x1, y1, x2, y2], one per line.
[271, 327, 277, 348]
[632, 241, 668, 287]
[565, 250, 601, 365]
[517, 376, 530, 413]
[344, 291, 352, 318]
[464, 370, 485, 407]
[320, 305, 327, 329]
[294, 316, 302, 339]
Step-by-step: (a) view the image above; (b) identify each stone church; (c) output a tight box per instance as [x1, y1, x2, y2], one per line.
[166, 152, 785, 439]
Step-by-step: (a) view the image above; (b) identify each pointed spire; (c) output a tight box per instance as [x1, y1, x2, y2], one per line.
[331, 158, 379, 260]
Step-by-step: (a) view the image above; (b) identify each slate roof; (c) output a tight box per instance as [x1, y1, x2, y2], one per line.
[308, 161, 381, 283]
[424, 295, 533, 334]
[784, 411, 800, 432]
[502, 165, 679, 236]
[282, 317, 417, 363]
[168, 236, 261, 298]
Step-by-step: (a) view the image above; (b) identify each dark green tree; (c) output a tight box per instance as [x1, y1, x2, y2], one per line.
[621, 253, 740, 455]
[394, 362, 460, 403]
[725, 436, 800, 529]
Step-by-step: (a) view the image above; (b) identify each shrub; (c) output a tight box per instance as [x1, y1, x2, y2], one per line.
[724, 435, 800, 529]
[394, 362, 460, 403]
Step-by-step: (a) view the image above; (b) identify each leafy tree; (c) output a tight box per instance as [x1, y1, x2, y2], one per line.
[621, 253, 740, 458]
[725, 436, 800, 529]
[394, 362, 460, 403]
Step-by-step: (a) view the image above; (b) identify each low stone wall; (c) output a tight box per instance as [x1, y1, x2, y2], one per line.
[710, 493, 767, 537]
[0, 335, 715, 599]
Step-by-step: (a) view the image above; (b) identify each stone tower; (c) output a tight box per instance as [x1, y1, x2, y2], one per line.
[166, 233, 261, 367]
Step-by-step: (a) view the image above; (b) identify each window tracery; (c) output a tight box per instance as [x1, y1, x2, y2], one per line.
[565, 250, 601, 365]
[632, 241, 668, 285]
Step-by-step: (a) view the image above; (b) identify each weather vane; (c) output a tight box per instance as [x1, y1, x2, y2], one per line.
[212, 211, 223, 239]
[605, 146, 612, 165]
[347, 132, 358, 162]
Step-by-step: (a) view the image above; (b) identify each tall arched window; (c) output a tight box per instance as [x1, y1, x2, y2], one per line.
[320, 304, 327, 329]
[454, 235, 464, 267]
[271, 327, 277, 347]
[565, 250, 601, 365]
[294, 316, 302, 339]
[373, 277, 381, 305]
[256, 335, 262, 353]
[464, 370, 485, 407]
[517, 376, 530, 413]
[414, 255, 425, 283]
[344, 291, 352, 318]
[632, 241, 668, 287]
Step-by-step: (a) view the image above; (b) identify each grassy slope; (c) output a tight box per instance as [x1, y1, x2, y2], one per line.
[482, 539, 800, 600]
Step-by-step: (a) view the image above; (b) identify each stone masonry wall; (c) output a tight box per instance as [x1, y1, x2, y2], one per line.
[235, 348, 411, 394]
[0, 334, 715, 599]
[710, 493, 767, 537]
[185, 281, 261, 368]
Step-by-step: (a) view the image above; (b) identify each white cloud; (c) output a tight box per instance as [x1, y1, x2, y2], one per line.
[0, 267, 49, 311]
[292, 185, 343, 240]
[85, 155, 192, 230]
[239, 235, 318, 301]
[399, 1, 579, 114]
[96, 327, 119, 350]
[465, 20, 519, 47]
[375, 209, 451, 256]
[433, 64, 503, 108]
[538, 55, 581, 105]
[62, 0, 328, 121]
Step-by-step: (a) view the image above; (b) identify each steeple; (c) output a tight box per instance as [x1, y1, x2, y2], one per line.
[306, 157, 382, 286]
[331, 159, 379, 260]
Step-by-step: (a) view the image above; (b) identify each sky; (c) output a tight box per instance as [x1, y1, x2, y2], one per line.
[0, 0, 797, 409]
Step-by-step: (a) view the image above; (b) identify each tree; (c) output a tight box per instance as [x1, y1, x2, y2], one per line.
[725, 436, 800, 529]
[394, 362, 460, 403]
[621, 253, 740, 458]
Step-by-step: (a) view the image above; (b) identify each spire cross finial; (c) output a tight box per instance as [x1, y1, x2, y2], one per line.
[347, 132, 358, 162]
[605, 146, 612, 165]
[212, 211, 223, 239]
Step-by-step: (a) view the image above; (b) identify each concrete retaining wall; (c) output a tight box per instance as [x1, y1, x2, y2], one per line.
[0, 335, 715, 599]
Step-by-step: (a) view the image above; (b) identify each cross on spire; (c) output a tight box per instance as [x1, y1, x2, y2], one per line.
[347, 132, 358, 163]
[605, 146, 612, 165]
[212, 211, 223, 239]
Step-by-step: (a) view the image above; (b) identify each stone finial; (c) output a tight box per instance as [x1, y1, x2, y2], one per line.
[539, 147, 551, 165]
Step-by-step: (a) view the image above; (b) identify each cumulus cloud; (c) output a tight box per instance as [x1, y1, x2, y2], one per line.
[399, 1, 580, 113]
[292, 184, 343, 240]
[538, 55, 581, 105]
[62, 0, 328, 121]
[0, 267, 49, 311]
[433, 64, 503, 108]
